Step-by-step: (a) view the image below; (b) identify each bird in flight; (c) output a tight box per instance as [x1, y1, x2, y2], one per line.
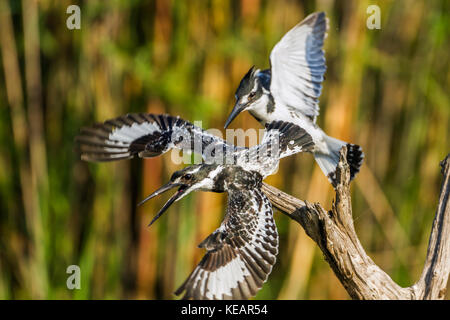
[76, 113, 314, 299]
[224, 12, 364, 186]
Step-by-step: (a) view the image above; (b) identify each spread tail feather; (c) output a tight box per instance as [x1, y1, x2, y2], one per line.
[314, 135, 364, 186]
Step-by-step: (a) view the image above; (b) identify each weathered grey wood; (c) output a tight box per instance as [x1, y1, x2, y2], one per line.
[413, 154, 450, 299]
[262, 148, 450, 300]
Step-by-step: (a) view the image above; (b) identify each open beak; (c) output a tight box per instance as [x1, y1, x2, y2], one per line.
[224, 102, 246, 129]
[138, 182, 189, 227]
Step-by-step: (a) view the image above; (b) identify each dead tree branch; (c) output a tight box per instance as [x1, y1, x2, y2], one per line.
[262, 148, 450, 300]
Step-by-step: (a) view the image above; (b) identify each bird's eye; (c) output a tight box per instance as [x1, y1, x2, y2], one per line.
[249, 92, 256, 99]
[184, 174, 192, 180]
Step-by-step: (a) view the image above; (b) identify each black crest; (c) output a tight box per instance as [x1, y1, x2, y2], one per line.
[235, 66, 257, 98]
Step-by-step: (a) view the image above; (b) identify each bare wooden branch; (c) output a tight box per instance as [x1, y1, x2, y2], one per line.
[262, 148, 450, 300]
[414, 154, 450, 299]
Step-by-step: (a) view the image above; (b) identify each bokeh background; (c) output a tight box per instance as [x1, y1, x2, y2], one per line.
[0, 0, 449, 299]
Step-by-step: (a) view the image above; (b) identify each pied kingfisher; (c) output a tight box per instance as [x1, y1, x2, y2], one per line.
[224, 12, 364, 186]
[76, 113, 314, 299]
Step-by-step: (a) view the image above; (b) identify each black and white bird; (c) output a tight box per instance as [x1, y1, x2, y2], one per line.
[224, 12, 364, 186]
[76, 113, 314, 299]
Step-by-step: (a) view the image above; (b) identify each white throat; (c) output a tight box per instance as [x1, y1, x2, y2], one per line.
[247, 93, 272, 124]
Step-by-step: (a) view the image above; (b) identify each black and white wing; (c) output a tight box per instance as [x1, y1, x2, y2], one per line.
[269, 11, 328, 122]
[175, 188, 278, 300]
[236, 121, 315, 177]
[75, 113, 242, 162]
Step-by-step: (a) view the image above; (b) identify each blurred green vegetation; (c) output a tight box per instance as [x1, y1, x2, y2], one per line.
[0, 0, 448, 299]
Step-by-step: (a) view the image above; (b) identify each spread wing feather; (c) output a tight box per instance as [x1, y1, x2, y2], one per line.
[269, 11, 328, 122]
[75, 113, 243, 162]
[236, 121, 315, 176]
[175, 188, 278, 300]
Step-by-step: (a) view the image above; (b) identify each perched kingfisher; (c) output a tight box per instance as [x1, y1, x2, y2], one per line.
[224, 12, 364, 186]
[76, 113, 314, 299]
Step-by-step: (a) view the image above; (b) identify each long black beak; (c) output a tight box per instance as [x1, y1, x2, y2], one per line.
[138, 182, 188, 227]
[224, 102, 246, 129]
[138, 182, 178, 207]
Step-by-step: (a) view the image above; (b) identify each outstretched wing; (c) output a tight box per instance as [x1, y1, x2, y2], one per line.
[75, 113, 242, 162]
[269, 11, 328, 122]
[175, 188, 278, 300]
[236, 121, 315, 177]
